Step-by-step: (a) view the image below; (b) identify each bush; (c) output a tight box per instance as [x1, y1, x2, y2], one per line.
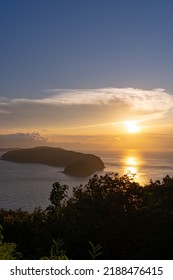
[1, 174, 173, 259]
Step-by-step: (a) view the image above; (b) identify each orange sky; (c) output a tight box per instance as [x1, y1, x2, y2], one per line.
[0, 87, 173, 151]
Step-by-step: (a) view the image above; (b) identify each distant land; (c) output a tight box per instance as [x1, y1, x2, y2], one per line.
[0, 148, 19, 151]
[1, 146, 105, 177]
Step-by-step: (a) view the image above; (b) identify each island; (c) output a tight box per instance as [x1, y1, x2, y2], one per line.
[2, 146, 105, 177]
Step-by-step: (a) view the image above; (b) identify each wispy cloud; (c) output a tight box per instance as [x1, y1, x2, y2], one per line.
[0, 87, 173, 131]
[7, 87, 173, 112]
[0, 96, 11, 113]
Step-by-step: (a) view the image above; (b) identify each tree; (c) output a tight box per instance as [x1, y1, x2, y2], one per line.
[0, 224, 22, 260]
[1, 174, 173, 259]
[48, 182, 69, 209]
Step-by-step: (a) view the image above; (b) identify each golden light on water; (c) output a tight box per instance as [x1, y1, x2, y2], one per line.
[126, 156, 137, 166]
[104, 151, 146, 185]
[126, 166, 137, 175]
[122, 154, 144, 184]
[124, 156, 138, 176]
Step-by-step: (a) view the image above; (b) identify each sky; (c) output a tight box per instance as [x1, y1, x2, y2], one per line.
[1, 0, 173, 151]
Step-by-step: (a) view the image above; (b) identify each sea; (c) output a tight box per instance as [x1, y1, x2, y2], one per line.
[0, 150, 173, 212]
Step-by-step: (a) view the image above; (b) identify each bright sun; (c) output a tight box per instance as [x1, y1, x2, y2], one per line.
[125, 121, 139, 133]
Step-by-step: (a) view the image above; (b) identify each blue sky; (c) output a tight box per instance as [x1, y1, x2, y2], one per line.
[1, 0, 173, 150]
[1, 0, 173, 98]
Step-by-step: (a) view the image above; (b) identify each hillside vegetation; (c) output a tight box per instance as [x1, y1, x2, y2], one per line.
[0, 173, 173, 259]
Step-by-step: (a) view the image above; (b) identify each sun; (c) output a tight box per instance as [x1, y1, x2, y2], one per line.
[125, 121, 139, 133]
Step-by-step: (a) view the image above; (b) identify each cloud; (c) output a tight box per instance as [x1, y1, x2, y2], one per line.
[0, 132, 105, 150]
[0, 96, 11, 113]
[0, 132, 49, 148]
[0, 87, 173, 131]
[3, 87, 173, 111]
[0, 109, 10, 114]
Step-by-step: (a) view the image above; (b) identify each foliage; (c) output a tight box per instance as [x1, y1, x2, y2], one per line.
[0, 224, 3, 245]
[0, 224, 22, 260]
[88, 241, 103, 260]
[41, 239, 68, 260]
[50, 239, 68, 260]
[50, 182, 68, 206]
[0, 243, 21, 260]
[1, 173, 173, 259]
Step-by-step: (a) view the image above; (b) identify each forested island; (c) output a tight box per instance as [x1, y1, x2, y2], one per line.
[0, 173, 173, 260]
[1, 146, 104, 176]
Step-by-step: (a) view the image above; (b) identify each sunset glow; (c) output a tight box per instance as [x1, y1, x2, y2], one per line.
[1, 0, 173, 263]
[0, 1, 173, 152]
[125, 121, 139, 133]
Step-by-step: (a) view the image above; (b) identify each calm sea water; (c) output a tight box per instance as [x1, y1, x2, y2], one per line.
[0, 150, 173, 212]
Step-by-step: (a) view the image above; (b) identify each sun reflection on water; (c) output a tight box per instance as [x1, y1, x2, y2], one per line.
[122, 154, 144, 184]
[103, 151, 146, 185]
[126, 157, 137, 166]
